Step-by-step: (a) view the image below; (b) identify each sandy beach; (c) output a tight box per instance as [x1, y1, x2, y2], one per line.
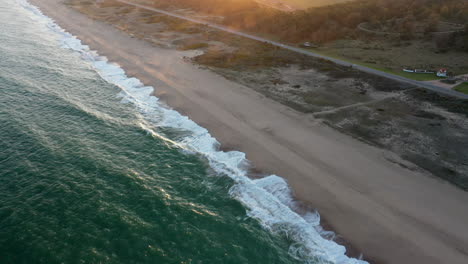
[29, 0, 468, 263]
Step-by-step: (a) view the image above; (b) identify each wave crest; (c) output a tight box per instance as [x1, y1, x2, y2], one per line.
[18, 1, 368, 263]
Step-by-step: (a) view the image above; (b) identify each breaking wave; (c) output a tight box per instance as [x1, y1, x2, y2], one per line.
[18, 1, 368, 263]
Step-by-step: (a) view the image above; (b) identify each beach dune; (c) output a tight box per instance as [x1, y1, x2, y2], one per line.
[30, 0, 468, 263]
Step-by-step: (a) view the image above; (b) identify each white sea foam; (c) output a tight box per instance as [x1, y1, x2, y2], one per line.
[18, 1, 368, 263]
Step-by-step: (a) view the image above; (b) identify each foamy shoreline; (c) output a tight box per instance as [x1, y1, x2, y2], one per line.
[19, 0, 366, 263]
[24, 0, 468, 263]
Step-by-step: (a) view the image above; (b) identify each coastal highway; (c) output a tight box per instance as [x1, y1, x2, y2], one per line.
[116, 0, 468, 99]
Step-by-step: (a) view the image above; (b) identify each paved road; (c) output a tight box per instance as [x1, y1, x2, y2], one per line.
[117, 0, 468, 99]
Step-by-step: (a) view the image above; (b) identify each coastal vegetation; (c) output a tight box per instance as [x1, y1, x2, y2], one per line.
[137, 0, 468, 48]
[131, 0, 468, 77]
[454, 82, 468, 94]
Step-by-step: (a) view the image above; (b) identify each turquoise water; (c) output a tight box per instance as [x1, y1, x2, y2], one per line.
[0, 2, 301, 263]
[0, 1, 367, 264]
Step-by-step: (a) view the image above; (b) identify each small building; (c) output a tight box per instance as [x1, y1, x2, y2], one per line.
[415, 69, 434, 74]
[437, 68, 448, 77]
[403, 68, 434, 74]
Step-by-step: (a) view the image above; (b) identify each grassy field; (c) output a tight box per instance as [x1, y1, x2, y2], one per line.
[295, 39, 468, 82]
[297, 47, 444, 81]
[454, 82, 468, 94]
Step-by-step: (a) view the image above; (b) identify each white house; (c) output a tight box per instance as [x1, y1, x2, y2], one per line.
[437, 68, 448, 77]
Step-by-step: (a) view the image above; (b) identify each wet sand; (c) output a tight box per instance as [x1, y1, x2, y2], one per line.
[30, 0, 468, 263]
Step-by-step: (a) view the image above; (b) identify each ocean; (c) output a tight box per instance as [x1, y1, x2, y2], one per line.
[0, 1, 366, 263]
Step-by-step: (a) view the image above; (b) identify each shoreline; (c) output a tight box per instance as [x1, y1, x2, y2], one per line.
[28, 0, 468, 263]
